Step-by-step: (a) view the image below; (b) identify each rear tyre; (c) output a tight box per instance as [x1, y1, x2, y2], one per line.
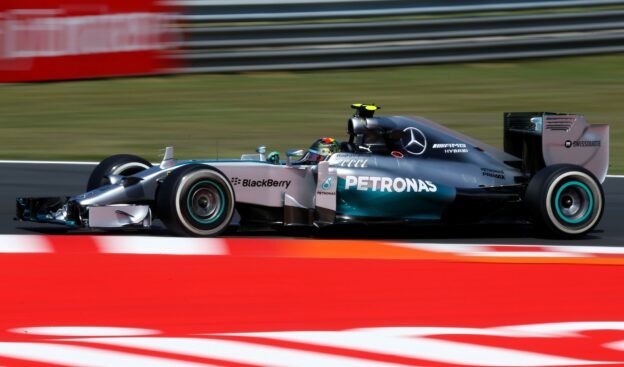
[525, 164, 604, 238]
[87, 154, 152, 191]
[156, 165, 235, 237]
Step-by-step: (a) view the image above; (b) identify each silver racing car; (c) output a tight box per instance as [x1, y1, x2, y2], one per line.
[16, 104, 609, 238]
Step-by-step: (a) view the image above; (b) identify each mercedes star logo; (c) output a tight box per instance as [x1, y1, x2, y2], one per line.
[401, 127, 427, 155]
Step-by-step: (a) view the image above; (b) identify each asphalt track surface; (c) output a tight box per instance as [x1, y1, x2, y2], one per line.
[0, 162, 622, 245]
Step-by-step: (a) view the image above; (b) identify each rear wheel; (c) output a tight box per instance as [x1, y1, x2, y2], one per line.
[87, 154, 152, 191]
[525, 164, 604, 238]
[156, 165, 235, 236]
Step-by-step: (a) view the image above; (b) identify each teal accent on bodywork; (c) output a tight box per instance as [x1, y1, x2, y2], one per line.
[321, 176, 333, 191]
[336, 177, 455, 220]
[554, 180, 593, 224]
[186, 180, 225, 224]
[181, 159, 273, 166]
[34, 214, 78, 227]
[530, 116, 543, 132]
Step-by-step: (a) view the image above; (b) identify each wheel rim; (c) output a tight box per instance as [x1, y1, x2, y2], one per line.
[554, 181, 593, 224]
[112, 162, 150, 176]
[186, 181, 225, 224]
[544, 171, 602, 235]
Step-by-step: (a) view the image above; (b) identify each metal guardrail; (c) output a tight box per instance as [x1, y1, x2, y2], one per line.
[168, 0, 624, 22]
[165, 0, 624, 73]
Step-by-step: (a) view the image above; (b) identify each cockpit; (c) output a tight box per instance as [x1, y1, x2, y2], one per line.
[242, 103, 415, 165]
[295, 137, 341, 165]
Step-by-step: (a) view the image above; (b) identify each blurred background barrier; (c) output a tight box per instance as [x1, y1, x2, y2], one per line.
[166, 0, 624, 73]
[0, 0, 175, 82]
[2, 0, 624, 80]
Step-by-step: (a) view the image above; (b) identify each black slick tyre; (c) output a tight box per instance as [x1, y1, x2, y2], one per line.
[156, 164, 235, 237]
[87, 154, 152, 191]
[525, 164, 604, 238]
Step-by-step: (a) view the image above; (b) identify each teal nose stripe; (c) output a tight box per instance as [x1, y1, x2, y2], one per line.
[554, 180, 593, 224]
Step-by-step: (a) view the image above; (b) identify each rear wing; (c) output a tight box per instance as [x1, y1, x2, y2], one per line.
[504, 112, 609, 182]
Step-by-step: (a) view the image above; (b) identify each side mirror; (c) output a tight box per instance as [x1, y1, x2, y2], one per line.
[160, 146, 176, 169]
[285, 149, 304, 166]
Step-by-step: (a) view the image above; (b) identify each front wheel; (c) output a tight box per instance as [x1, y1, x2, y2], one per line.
[87, 154, 152, 191]
[156, 165, 235, 236]
[525, 164, 604, 238]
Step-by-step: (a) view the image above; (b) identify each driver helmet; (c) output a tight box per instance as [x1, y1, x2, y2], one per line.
[307, 137, 340, 162]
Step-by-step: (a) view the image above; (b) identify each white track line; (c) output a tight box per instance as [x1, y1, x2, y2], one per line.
[225, 331, 596, 366]
[71, 337, 413, 367]
[0, 342, 217, 367]
[94, 236, 227, 255]
[9, 327, 160, 337]
[0, 160, 98, 165]
[0, 235, 618, 257]
[0, 235, 53, 253]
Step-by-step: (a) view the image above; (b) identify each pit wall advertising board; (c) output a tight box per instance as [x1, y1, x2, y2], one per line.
[0, 0, 175, 82]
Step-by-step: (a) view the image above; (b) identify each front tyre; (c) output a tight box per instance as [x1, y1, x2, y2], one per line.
[87, 154, 152, 191]
[525, 164, 604, 238]
[156, 165, 235, 236]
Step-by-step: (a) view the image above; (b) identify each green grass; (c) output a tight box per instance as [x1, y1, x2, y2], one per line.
[1, 54, 623, 173]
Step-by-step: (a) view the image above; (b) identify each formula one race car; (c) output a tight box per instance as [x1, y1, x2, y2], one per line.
[16, 104, 609, 238]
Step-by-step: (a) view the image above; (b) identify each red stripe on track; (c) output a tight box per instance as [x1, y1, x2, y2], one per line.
[1, 255, 624, 335]
[225, 238, 287, 257]
[0, 356, 69, 367]
[2, 236, 624, 366]
[46, 235, 99, 254]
